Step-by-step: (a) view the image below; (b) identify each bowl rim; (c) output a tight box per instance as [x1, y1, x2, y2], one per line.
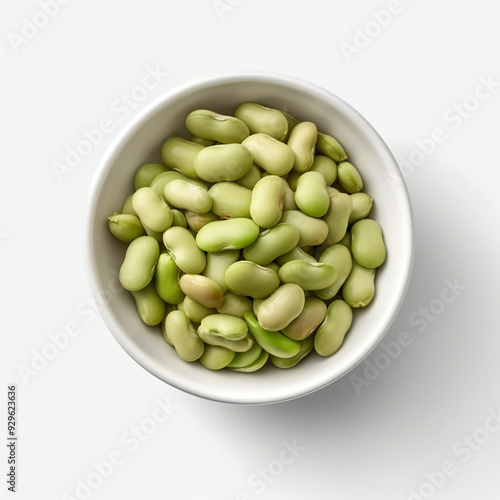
[85, 72, 414, 405]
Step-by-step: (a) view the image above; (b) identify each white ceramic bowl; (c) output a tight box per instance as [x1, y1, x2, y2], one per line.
[86, 73, 413, 405]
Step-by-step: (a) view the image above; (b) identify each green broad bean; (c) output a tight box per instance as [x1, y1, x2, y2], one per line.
[270, 335, 315, 368]
[201, 314, 249, 340]
[342, 260, 375, 308]
[225, 261, 280, 299]
[155, 253, 184, 304]
[119, 236, 159, 291]
[348, 193, 373, 225]
[351, 219, 386, 268]
[243, 224, 300, 266]
[164, 310, 204, 362]
[130, 282, 165, 326]
[194, 144, 253, 182]
[235, 102, 288, 140]
[282, 297, 327, 340]
[257, 284, 305, 331]
[323, 188, 353, 245]
[294, 171, 329, 217]
[235, 164, 261, 190]
[151, 171, 206, 202]
[161, 137, 203, 179]
[278, 260, 336, 290]
[226, 341, 262, 368]
[276, 246, 317, 265]
[314, 300, 353, 356]
[179, 296, 216, 324]
[208, 182, 252, 219]
[316, 132, 348, 163]
[228, 349, 269, 372]
[108, 214, 145, 243]
[287, 121, 317, 173]
[315, 244, 353, 300]
[134, 163, 169, 190]
[197, 325, 254, 352]
[199, 345, 235, 370]
[280, 210, 329, 246]
[185, 211, 219, 232]
[186, 109, 250, 144]
[244, 312, 300, 358]
[163, 226, 206, 274]
[250, 175, 286, 228]
[132, 187, 173, 232]
[337, 161, 363, 193]
[310, 155, 337, 186]
[190, 135, 215, 147]
[196, 218, 259, 252]
[164, 179, 212, 214]
[242, 133, 295, 176]
[121, 193, 137, 216]
[202, 250, 240, 292]
[171, 209, 187, 228]
[217, 291, 253, 318]
[179, 274, 224, 309]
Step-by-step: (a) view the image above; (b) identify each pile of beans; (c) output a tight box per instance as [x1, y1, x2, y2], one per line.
[108, 103, 386, 372]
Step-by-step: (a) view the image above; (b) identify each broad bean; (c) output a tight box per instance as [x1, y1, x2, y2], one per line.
[119, 236, 159, 291]
[209, 182, 252, 219]
[225, 261, 280, 298]
[294, 171, 329, 217]
[131, 282, 165, 326]
[163, 226, 206, 274]
[257, 284, 305, 331]
[161, 137, 203, 179]
[196, 218, 259, 252]
[278, 260, 336, 290]
[108, 214, 145, 243]
[314, 300, 353, 356]
[186, 109, 250, 143]
[194, 144, 253, 182]
[342, 261, 376, 308]
[235, 102, 288, 140]
[132, 187, 173, 232]
[351, 219, 386, 268]
[287, 121, 317, 173]
[164, 179, 212, 214]
[164, 310, 204, 361]
[243, 224, 300, 266]
[242, 133, 295, 176]
[179, 274, 224, 309]
[250, 175, 286, 228]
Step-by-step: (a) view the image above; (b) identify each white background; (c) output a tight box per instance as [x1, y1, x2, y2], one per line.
[1, 0, 500, 499]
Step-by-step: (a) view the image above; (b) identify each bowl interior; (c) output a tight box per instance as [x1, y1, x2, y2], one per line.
[87, 75, 413, 404]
